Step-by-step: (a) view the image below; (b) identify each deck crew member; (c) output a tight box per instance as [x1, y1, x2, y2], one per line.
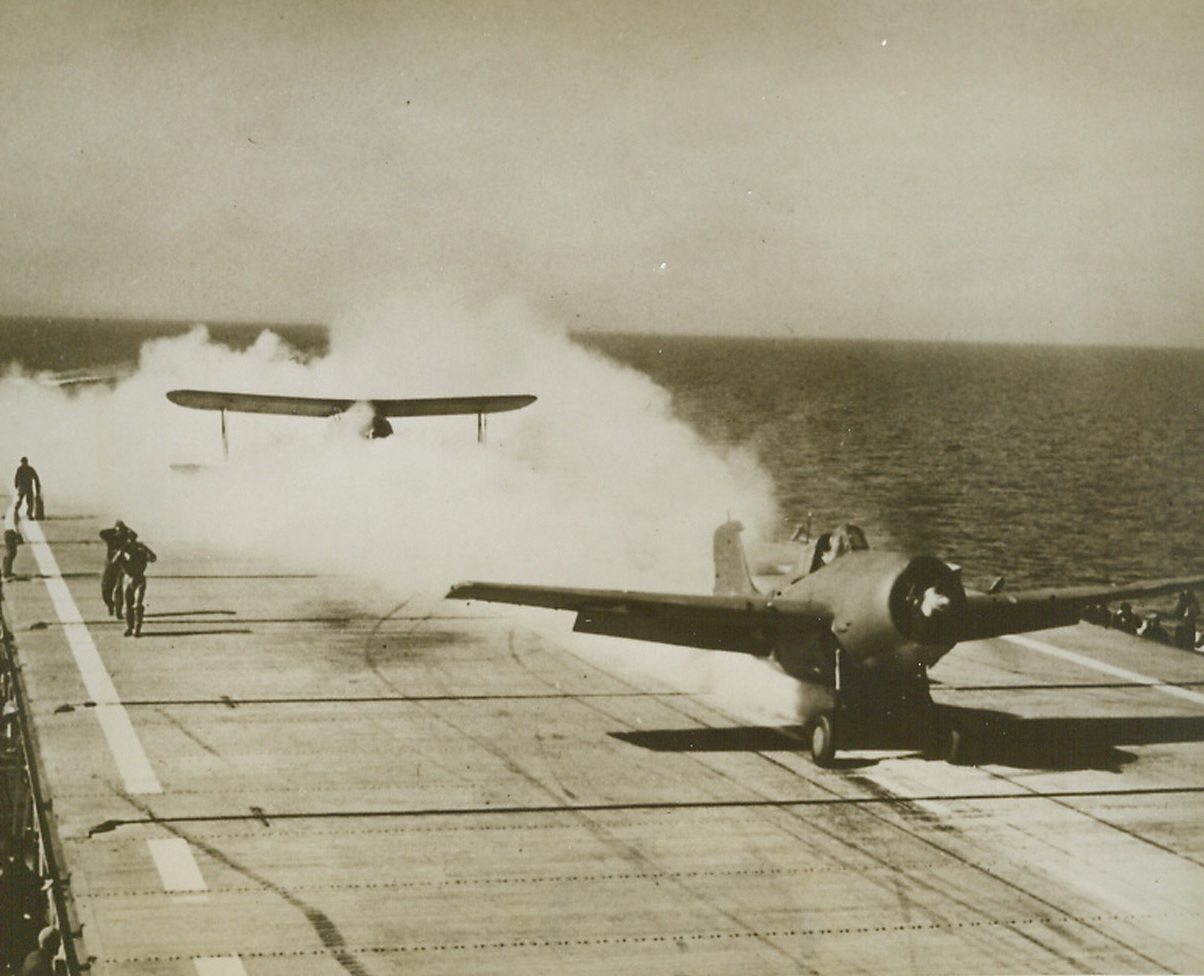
[1173, 589, 1200, 650]
[1111, 602, 1140, 634]
[99, 521, 131, 617]
[20, 926, 60, 976]
[13, 458, 40, 519]
[1138, 613, 1169, 644]
[2, 503, 21, 580]
[1174, 589, 1201, 622]
[117, 536, 157, 637]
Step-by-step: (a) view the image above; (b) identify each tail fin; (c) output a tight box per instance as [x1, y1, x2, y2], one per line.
[713, 520, 760, 596]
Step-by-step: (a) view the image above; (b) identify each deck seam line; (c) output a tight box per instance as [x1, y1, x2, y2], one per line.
[84, 783, 1204, 833]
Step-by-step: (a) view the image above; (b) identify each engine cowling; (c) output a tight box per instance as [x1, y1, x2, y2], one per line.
[887, 555, 967, 653]
[777, 551, 966, 672]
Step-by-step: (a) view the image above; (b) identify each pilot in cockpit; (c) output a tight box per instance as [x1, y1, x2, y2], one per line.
[805, 523, 869, 573]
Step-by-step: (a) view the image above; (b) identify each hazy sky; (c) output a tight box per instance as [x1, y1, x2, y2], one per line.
[2, 0, 1201, 345]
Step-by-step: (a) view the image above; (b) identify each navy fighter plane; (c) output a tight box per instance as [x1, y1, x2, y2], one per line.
[448, 521, 1204, 766]
[167, 389, 536, 454]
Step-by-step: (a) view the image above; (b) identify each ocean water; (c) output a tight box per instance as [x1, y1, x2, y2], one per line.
[1, 319, 1200, 592]
[578, 334, 1204, 591]
[0, 318, 327, 374]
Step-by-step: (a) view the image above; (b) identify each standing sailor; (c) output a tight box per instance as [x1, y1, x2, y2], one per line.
[1173, 589, 1200, 649]
[13, 458, 40, 520]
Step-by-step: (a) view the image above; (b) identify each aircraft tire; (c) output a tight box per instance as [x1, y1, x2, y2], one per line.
[808, 714, 837, 767]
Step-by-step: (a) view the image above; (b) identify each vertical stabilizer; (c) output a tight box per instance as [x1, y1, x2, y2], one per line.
[713, 520, 759, 596]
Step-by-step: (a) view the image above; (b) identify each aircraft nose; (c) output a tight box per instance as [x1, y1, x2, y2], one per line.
[889, 556, 966, 645]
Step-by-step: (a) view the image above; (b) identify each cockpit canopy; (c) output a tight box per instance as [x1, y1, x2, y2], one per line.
[805, 523, 870, 574]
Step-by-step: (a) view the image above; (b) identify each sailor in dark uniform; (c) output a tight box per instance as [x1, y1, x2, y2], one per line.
[13, 458, 39, 519]
[1173, 589, 1200, 649]
[99, 521, 131, 617]
[1112, 602, 1141, 634]
[1138, 613, 1169, 644]
[117, 536, 157, 637]
[2, 502, 21, 581]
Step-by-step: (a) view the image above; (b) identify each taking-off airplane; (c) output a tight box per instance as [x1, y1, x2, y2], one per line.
[166, 389, 537, 455]
[448, 521, 1204, 766]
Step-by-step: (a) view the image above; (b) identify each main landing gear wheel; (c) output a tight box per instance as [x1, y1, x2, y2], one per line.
[807, 714, 837, 767]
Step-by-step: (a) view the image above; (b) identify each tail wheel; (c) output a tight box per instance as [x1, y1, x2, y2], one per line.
[808, 713, 837, 767]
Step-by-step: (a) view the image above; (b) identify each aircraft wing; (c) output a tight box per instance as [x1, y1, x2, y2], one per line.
[374, 394, 536, 417]
[446, 581, 831, 656]
[167, 390, 348, 417]
[953, 574, 1204, 642]
[166, 390, 536, 418]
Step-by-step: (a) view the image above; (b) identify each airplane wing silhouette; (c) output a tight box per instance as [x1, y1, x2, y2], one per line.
[953, 575, 1204, 642]
[166, 390, 537, 417]
[450, 573, 1204, 654]
[446, 581, 831, 655]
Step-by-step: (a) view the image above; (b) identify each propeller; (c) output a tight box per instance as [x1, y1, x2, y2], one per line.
[889, 556, 966, 645]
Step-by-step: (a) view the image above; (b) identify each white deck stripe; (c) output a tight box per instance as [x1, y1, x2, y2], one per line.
[23, 519, 163, 794]
[1003, 633, 1204, 708]
[148, 838, 209, 902]
[194, 957, 249, 976]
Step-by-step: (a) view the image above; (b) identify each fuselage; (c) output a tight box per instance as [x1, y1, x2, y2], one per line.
[768, 549, 967, 673]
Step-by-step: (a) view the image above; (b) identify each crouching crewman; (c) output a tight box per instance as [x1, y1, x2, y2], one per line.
[117, 535, 157, 637]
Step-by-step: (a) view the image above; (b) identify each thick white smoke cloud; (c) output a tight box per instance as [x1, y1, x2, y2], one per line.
[1, 295, 811, 722]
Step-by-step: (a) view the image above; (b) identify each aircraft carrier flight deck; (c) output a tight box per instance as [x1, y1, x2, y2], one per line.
[3, 508, 1204, 974]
